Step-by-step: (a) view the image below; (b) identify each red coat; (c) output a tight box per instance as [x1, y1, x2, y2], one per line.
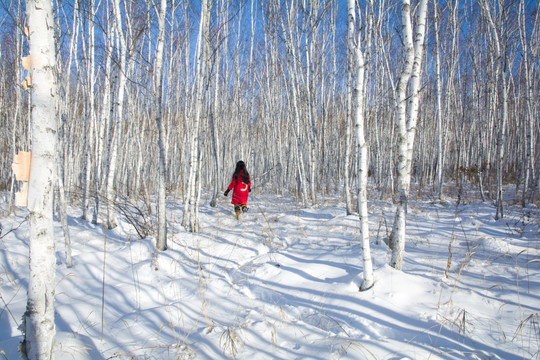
[227, 170, 251, 205]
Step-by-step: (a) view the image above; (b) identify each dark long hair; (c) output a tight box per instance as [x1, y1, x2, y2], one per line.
[233, 161, 250, 183]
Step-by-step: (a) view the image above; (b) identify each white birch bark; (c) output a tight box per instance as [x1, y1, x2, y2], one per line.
[209, 0, 228, 207]
[434, 0, 443, 200]
[279, 2, 309, 205]
[54, 0, 78, 268]
[436, 0, 458, 201]
[105, 58, 119, 228]
[23, 0, 58, 358]
[154, 0, 168, 250]
[347, 0, 374, 290]
[305, 0, 318, 205]
[344, 66, 354, 215]
[9, 3, 25, 216]
[518, 0, 535, 206]
[82, 0, 96, 221]
[480, 0, 506, 220]
[183, 0, 210, 232]
[390, 0, 428, 270]
[92, 11, 113, 225]
[106, 0, 130, 229]
[55, 179, 72, 268]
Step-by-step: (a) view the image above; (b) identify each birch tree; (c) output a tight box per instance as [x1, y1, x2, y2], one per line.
[7, 1, 26, 216]
[389, 0, 428, 270]
[304, 0, 320, 206]
[347, 0, 374, 290]
[433, 0, 443, 199]
[518, 0, 535, 206]
[209, 0, 229, 208]
[154, 0, 168, 250]
[344, 62, 354, 215]
[279, 1, 309, 205]
[93, 3, 114, 225]
[22, 0, 58, 357]
[106, 0, 130, 229]
[479, 0, 507, 220]
[183, 0, 211, 232]
[82, 0, 96, 221]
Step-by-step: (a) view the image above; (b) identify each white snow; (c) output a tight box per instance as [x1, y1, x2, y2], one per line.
[0, 190, 539, 359]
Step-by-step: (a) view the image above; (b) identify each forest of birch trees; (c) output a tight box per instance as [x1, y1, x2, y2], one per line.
[1, 0, 539, 356]
[1, 0, 539, 227]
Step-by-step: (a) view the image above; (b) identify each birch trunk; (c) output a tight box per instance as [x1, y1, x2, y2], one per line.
[209, 0, 227, 208]
[390, 0, 428, 270]
[105, 66, 119, 229]
[347, 0, 373, 290]
[344, 66, 354, 215]
[9, 2, 25, 216]
[82, 0, 96, 221]
[55, 0, 77, 267]
[183, 0, 210, 232]
[55, 179, 72, 268]
[106, 0, 129, 229]
[154, 0, 168, 250]
[23, 0, 58, 357]
[92, 15, 113, 225]
[279, 2, 309, 205]
[518, 0, 535, 206]
[480, 0, 506, 220]
[305, 0, 318, 205]
[434, 1, 443, 199]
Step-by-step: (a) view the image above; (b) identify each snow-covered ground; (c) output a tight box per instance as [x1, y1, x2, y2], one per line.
[1, 189, 539, 359]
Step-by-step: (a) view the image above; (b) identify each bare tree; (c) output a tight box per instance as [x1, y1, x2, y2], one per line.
[92, 0, 114, 226]
[344, 63, 354, 215]
[154, 0, 168, 250]
[389, 0, 428, 270]
[183, 0, 211, 232]
[279, 1, 310, 205]
[433, 0, 444, 200]
[209, 0, 230, 208]
[347, 0, 374, 290]
[479, 0, 508, 220]
[82, 0, 96, 221]
[518, 0, 536, 206]
[22, 0, 58, 357]
[6, 1, 26, 217]
[106, 0, 132, 229]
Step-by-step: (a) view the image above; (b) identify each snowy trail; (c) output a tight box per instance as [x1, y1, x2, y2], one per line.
[1, 192, 539, 359]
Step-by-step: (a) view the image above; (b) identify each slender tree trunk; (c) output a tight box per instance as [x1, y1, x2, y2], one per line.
[82, 0, 96, 221]
[23, 0, 58, 357]
[54, 0, 77, 268]
[154, 0, 168, 250]
[9, 2, 25, 216]
[348, 0, 374, 290]
[92, 27, 112, 225]
[279, 2, 309, 205]
[434, 1, 444, 200]
[305, 0, 318, 206]
[184, 0, 210, 232]
[480, 0, 506, 220]
[390, 0, 428, 270]
[55, 180, 72, 268]
[518, 0, 535, 206]
[106, 0, 130, 229]
[345, 65, 354, 215]
[210, 0, 228, 208]
[105, 77, 119, 229]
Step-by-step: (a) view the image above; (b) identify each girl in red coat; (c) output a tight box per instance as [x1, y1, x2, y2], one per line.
[224, 161, 251, 218]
